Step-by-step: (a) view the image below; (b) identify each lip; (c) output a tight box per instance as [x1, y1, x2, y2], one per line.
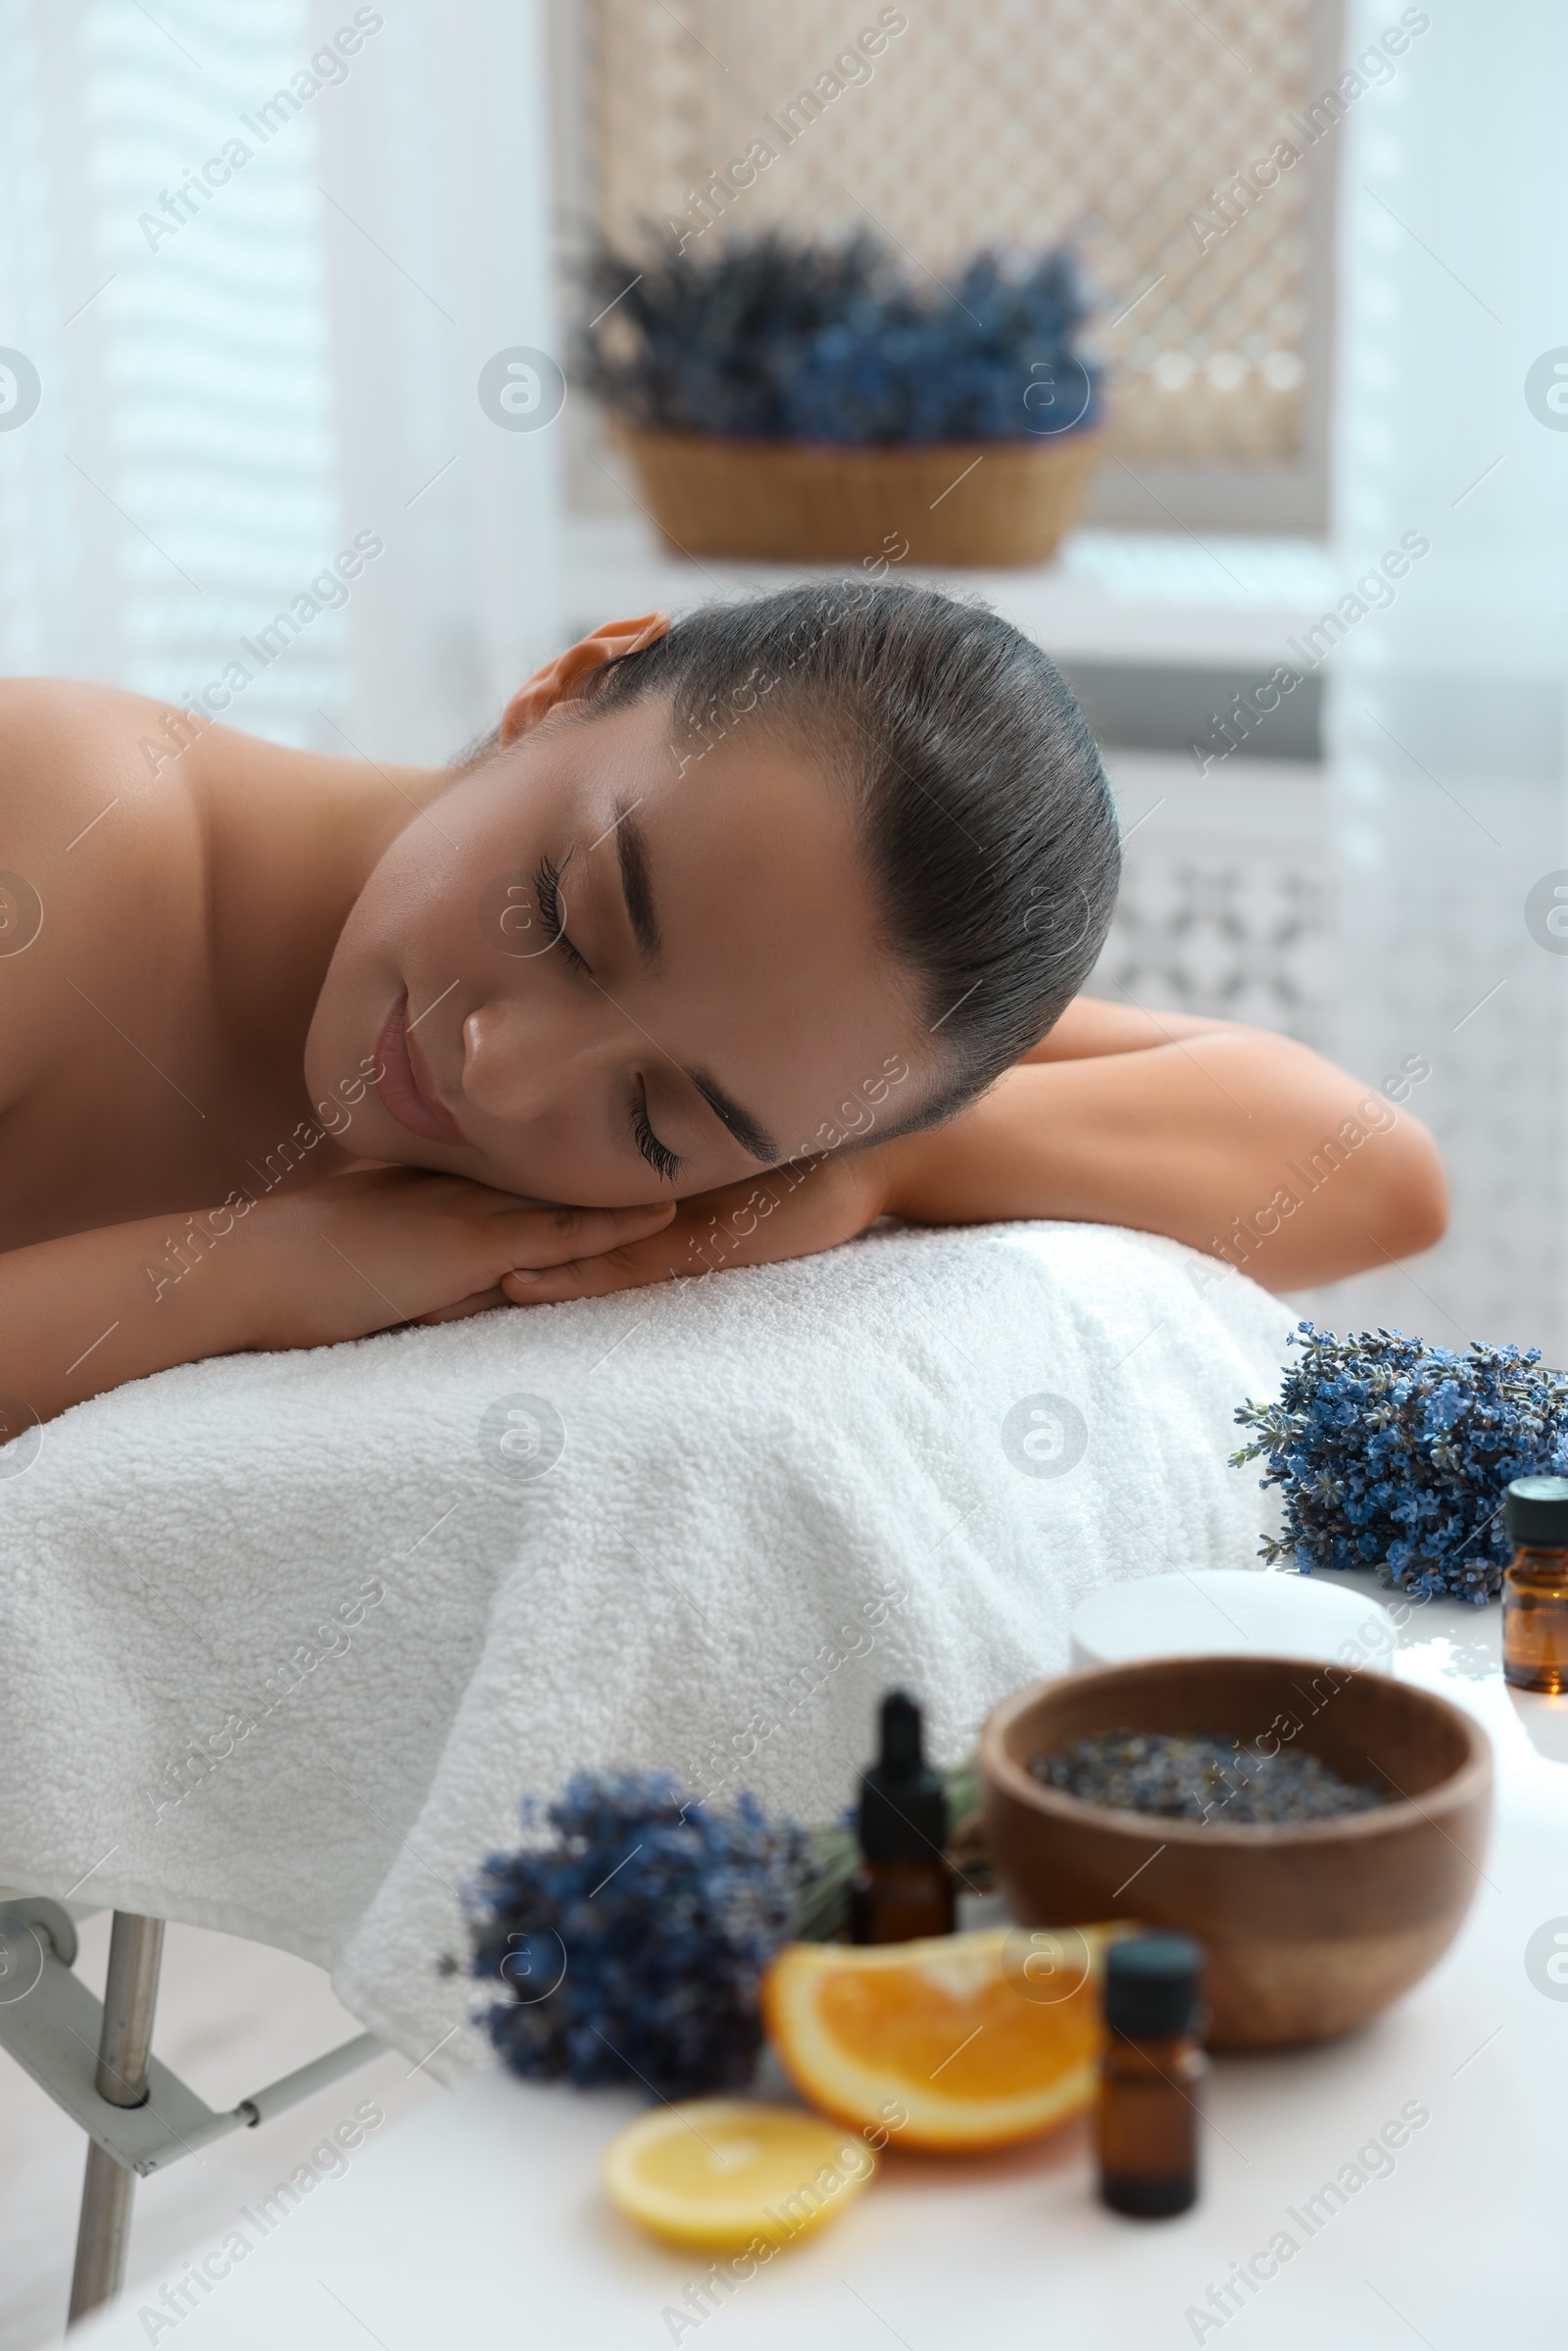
[374, 995, 466, 1146]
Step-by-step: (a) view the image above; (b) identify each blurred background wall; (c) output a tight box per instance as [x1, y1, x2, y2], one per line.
[1, 0, 1565, 1370]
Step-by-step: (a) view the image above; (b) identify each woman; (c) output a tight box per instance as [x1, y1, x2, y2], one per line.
[0, 580, 1446, 1435]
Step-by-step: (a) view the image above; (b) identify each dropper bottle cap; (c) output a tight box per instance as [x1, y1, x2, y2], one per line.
[858, 1689, 949, 1863]
[1506, 1476, 1568, 1546]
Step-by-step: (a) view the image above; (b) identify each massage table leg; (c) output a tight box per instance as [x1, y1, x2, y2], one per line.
[68, 1911, 165, 2323]
[0, 1896, 386, 2327]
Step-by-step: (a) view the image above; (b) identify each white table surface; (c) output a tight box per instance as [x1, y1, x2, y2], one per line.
[71, 1589, 1568, 2350]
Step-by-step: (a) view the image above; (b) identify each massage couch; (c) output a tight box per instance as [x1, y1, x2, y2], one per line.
[0, 1217, 1290, 2312]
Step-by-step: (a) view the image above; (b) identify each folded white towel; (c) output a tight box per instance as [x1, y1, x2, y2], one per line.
[0, 1221, 1289, 2075]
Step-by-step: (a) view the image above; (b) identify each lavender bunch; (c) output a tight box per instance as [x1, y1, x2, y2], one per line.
[579, 232, 1101, 446]
[465, 1773, 810, 2100]
[1233, 1323, 1568, 1601]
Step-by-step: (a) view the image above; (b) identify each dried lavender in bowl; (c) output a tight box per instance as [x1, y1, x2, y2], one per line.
[1030, 1729, 1388, 1826]
[1233, 1323, 1568, 1602]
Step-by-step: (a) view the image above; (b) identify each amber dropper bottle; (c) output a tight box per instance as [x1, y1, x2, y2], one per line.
[1502, 1475, 1568, 1693]
[1097, 1932, 1206, 2218]
[849, 1690, 956, 1945]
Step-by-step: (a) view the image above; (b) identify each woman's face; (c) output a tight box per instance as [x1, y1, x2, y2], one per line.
[305, 694, 928, 1204]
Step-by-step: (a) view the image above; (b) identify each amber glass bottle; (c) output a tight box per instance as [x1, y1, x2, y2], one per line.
[1502, 1476, 1568, 1693]
[1097, 1933, 1206, 2218]
[849, 1690, 956, 1944]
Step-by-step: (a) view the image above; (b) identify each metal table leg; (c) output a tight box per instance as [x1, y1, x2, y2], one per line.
[0, 1895, 382, 2328]
[68, 1913, 166, 2325]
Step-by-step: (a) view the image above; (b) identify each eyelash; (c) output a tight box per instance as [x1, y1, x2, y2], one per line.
[632, 1086, 684, 1185]
[534, 848, 683, 1184]
[533, 852, 587, 974]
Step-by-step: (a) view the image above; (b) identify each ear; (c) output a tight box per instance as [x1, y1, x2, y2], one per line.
[498, 612, 670, 745]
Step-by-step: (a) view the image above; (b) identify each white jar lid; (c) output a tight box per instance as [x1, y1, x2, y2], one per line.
[1069, 1569, 1398, 1671]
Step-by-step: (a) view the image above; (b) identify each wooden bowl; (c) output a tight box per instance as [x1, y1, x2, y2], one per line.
[980, 1656, 1493, 2048]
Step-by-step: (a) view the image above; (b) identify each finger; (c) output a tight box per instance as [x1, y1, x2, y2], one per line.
[501, 1247, 680, 1305]
[499, 1200, 674, 1272]
[417, 1285, 509, 1325]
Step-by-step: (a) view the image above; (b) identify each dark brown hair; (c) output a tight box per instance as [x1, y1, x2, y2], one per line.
[567, 578, 1119, 1133]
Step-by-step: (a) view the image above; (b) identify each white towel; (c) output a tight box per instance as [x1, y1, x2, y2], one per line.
[0, 1221, 1290, 2075]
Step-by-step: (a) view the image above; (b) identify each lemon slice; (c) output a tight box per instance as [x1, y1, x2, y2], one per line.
[603, 2098, 877, 2252]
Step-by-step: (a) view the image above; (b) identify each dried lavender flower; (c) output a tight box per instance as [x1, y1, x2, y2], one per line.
[466, 1771, 810, 2100]
[1030, 1728, 1386, 1825]
[578, 232, 1102, 447]
[1233, 1322, 1568, 1602]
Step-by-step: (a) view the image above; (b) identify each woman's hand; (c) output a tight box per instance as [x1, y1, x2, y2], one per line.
[0, 1170, 677, 1432]
[492, 1147, 893, 1308]
[241, 1168, 676, 1344]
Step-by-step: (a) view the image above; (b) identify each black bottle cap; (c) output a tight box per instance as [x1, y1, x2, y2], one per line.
[1104, 1933, 1203, 2039]
[1506, 1477, 1568, 1547]
[858, 1690, 949, 1863]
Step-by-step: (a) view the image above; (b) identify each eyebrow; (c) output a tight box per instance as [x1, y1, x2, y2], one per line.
[690, 1068, 778, 1165]
[609, 803, 779, 1164]
[615, 806, 662, 966]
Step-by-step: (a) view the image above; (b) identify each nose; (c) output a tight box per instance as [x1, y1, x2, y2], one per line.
[461, 996, 615, 1126]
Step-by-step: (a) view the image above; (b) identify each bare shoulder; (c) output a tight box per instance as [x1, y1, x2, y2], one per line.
[1021, 994, 1237, 1063]
[0, 676, 207, 853]
[0, 679, 207, 1098]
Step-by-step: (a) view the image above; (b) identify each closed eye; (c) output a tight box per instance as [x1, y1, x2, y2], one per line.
[533, 851, 587, 974]
[631, 1082, 684, 1184]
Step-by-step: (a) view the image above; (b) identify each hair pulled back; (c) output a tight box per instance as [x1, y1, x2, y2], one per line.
[571, 578, 1120, 1133]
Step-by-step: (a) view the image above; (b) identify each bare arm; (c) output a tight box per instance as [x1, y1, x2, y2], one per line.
[875, 999, 1447, 1289]
[507, 998, 1447, 1305]
[0, 1176, 674, 1430]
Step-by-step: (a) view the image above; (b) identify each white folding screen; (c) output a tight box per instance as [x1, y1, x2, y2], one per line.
[0, 0, 564, 764]
[314, 0, 566, 761]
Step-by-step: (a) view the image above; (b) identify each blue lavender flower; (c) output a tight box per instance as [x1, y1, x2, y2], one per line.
[465, 1772, 810, 2099]
[577, 233, 1102, 446]
[1233, 1324, 1568, 1602]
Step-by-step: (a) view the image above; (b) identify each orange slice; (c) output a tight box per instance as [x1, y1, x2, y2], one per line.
[762, 1925, 1119, 2152]
[603, 2098, 876, 2252]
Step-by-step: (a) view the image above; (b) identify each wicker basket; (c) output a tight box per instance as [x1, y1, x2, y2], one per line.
[619, 427, 1102, 568]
